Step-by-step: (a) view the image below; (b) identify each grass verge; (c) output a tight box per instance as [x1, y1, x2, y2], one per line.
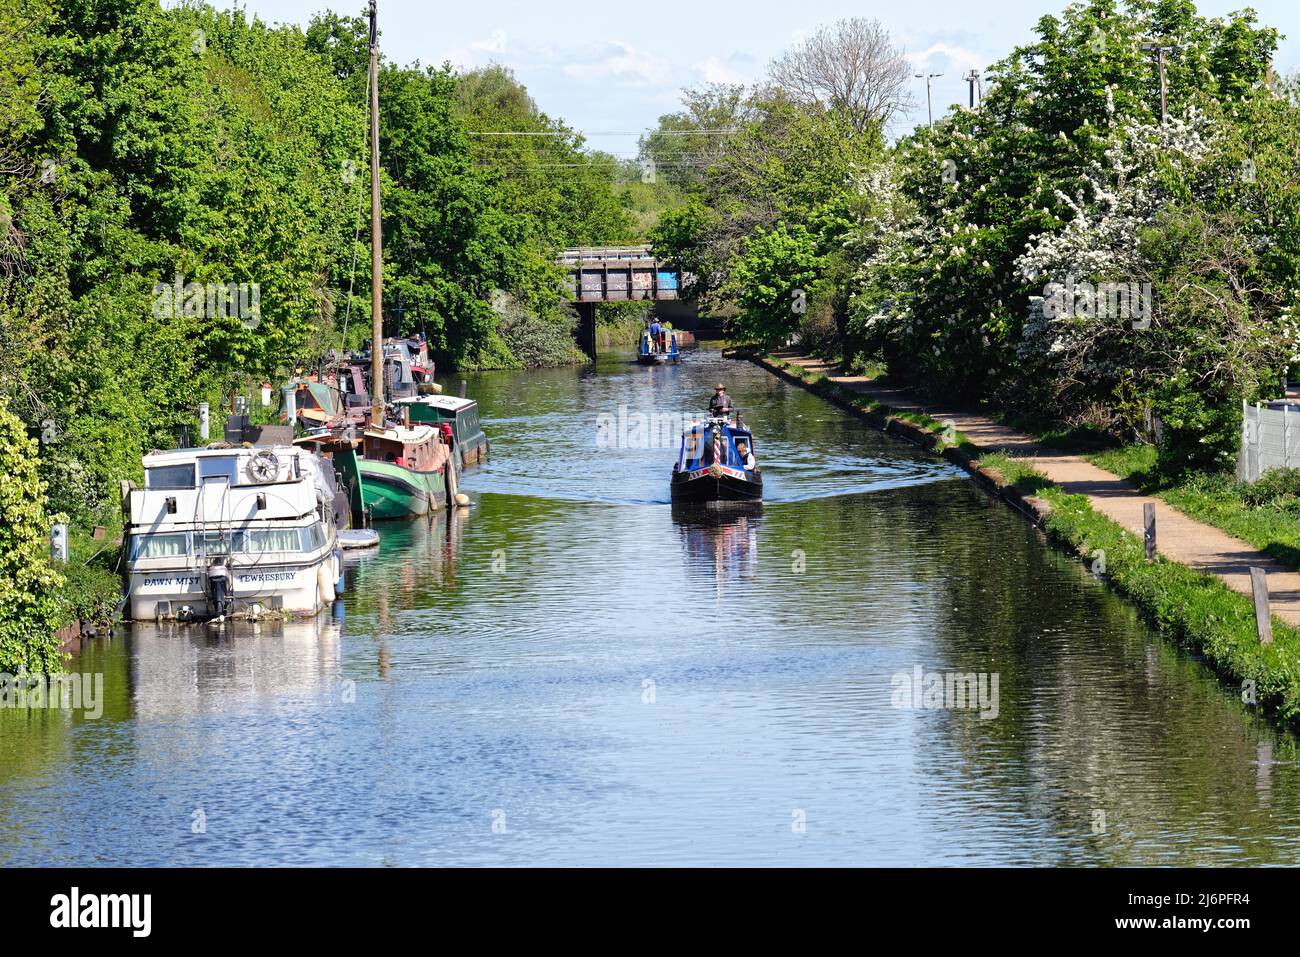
[976, 451, 1300, 726]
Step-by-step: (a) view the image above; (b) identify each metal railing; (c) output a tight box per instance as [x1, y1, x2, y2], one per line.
[557, 245, 655, 264]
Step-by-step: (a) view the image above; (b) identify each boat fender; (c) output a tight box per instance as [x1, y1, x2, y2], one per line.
[454, 493, 470, 508]
[317, 562, 336, 606]
[445, 453, 460, 503]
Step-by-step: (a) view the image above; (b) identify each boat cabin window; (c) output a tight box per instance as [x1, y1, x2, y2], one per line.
[200, 531, 234, 555]
[725, 432, 754, 468]
[197, 527, 323, 554]
[678, 427, 753, 470]
[146, 464, 196, 489]
[131, 523, 327, 561]
[364, 435, 401, 462]
[459, 408, 479, 440]
[198, 457, 237, 483]
[407, 442, 436, 470]
[242, 528, 302, 553]
[130, 532, 192, 561]
[679, 427, 708, 470]
[300, 523, 326, 552]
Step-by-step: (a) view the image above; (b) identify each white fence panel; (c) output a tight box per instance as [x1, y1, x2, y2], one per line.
[1239, 401, 1300, 482]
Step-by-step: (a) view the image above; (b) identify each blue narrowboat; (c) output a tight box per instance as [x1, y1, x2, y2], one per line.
[671, 416, 762, 505]
[638, 327, 681, 365]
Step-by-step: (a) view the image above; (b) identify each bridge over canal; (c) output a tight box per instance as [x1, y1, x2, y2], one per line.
[559, 245, 684, 359]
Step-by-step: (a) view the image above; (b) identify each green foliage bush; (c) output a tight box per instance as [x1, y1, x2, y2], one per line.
[844, 0, 1286, 470]
[0, 401, 65, 673]
[494, 297, 584, 369]
[727, 223, 825, 346]
[1240, 468, 1300, 510]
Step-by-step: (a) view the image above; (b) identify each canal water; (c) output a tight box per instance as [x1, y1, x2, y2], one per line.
[3, 345, 1299, 866]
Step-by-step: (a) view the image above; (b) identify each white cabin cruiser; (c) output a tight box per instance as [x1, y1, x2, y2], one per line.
[124, 445, 342, 621]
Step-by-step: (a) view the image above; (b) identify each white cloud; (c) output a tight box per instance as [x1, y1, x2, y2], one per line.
[471, 29, 506, 55]
[438, 29, 508, 70]
[561, 40, 672, 87]
[696, 54, 750, 85]
[907, 41, 987, 76]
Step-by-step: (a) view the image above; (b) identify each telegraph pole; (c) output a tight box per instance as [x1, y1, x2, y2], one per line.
[964, 69, 981, 109]
[1158, 46, 1167, 123]
[915, 72, 943, 128]
[368, 0, 385, 421]
[1139, 40, 1180, 124]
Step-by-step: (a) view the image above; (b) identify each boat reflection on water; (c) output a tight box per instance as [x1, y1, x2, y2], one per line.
[339, 506, 472, 636]
[672, 504, 762, 596]
[127, 614, 345, 720]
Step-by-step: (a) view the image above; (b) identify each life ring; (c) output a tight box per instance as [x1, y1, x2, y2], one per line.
[246, 449, 280, 483]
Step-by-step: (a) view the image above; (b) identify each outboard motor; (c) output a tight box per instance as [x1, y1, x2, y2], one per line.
[207, 557, 231, 621]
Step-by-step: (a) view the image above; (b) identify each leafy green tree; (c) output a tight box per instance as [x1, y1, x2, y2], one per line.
[640, 84, 752, 191]
[643, 83, 882, 333]
[727, 224, 825, 344]
[847, 0, 1278, 415]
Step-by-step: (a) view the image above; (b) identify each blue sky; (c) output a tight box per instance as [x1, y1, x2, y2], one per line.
[229, 0, 1300, 155]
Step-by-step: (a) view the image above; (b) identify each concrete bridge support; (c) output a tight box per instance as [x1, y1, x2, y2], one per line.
[575, 302, 598, 362]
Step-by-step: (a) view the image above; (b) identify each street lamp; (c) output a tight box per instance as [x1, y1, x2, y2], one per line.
[915, 72, 943, 128]
[964, 69, 982, 109]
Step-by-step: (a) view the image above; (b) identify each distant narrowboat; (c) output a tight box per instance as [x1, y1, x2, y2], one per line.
[638, 327, 681, 364]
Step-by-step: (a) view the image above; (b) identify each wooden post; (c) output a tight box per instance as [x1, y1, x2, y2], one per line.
[459, 379, 467, 399]
[1143, 503, 1156, 562]
[1251, 566, 1274, 645]
[367, 0, 385, 423]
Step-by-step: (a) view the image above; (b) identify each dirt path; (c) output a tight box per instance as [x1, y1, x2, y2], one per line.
[774, 352, 1300, 626]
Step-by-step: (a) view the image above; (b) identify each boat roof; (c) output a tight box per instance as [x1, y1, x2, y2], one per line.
[364, 424, 438, 442]
[678, 423, 755, 449]
[293, 431, 359, 449]
[394, 394, 477, 412]
[143, 445, 300, 464]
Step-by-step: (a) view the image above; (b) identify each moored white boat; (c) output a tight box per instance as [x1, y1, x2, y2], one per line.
[123, 445, 341, 621]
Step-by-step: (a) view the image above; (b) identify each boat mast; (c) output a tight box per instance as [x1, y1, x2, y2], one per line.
[368, 0, 385, 423]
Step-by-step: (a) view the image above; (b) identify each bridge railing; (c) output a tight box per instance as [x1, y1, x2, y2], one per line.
[557, 245, 655, 264]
